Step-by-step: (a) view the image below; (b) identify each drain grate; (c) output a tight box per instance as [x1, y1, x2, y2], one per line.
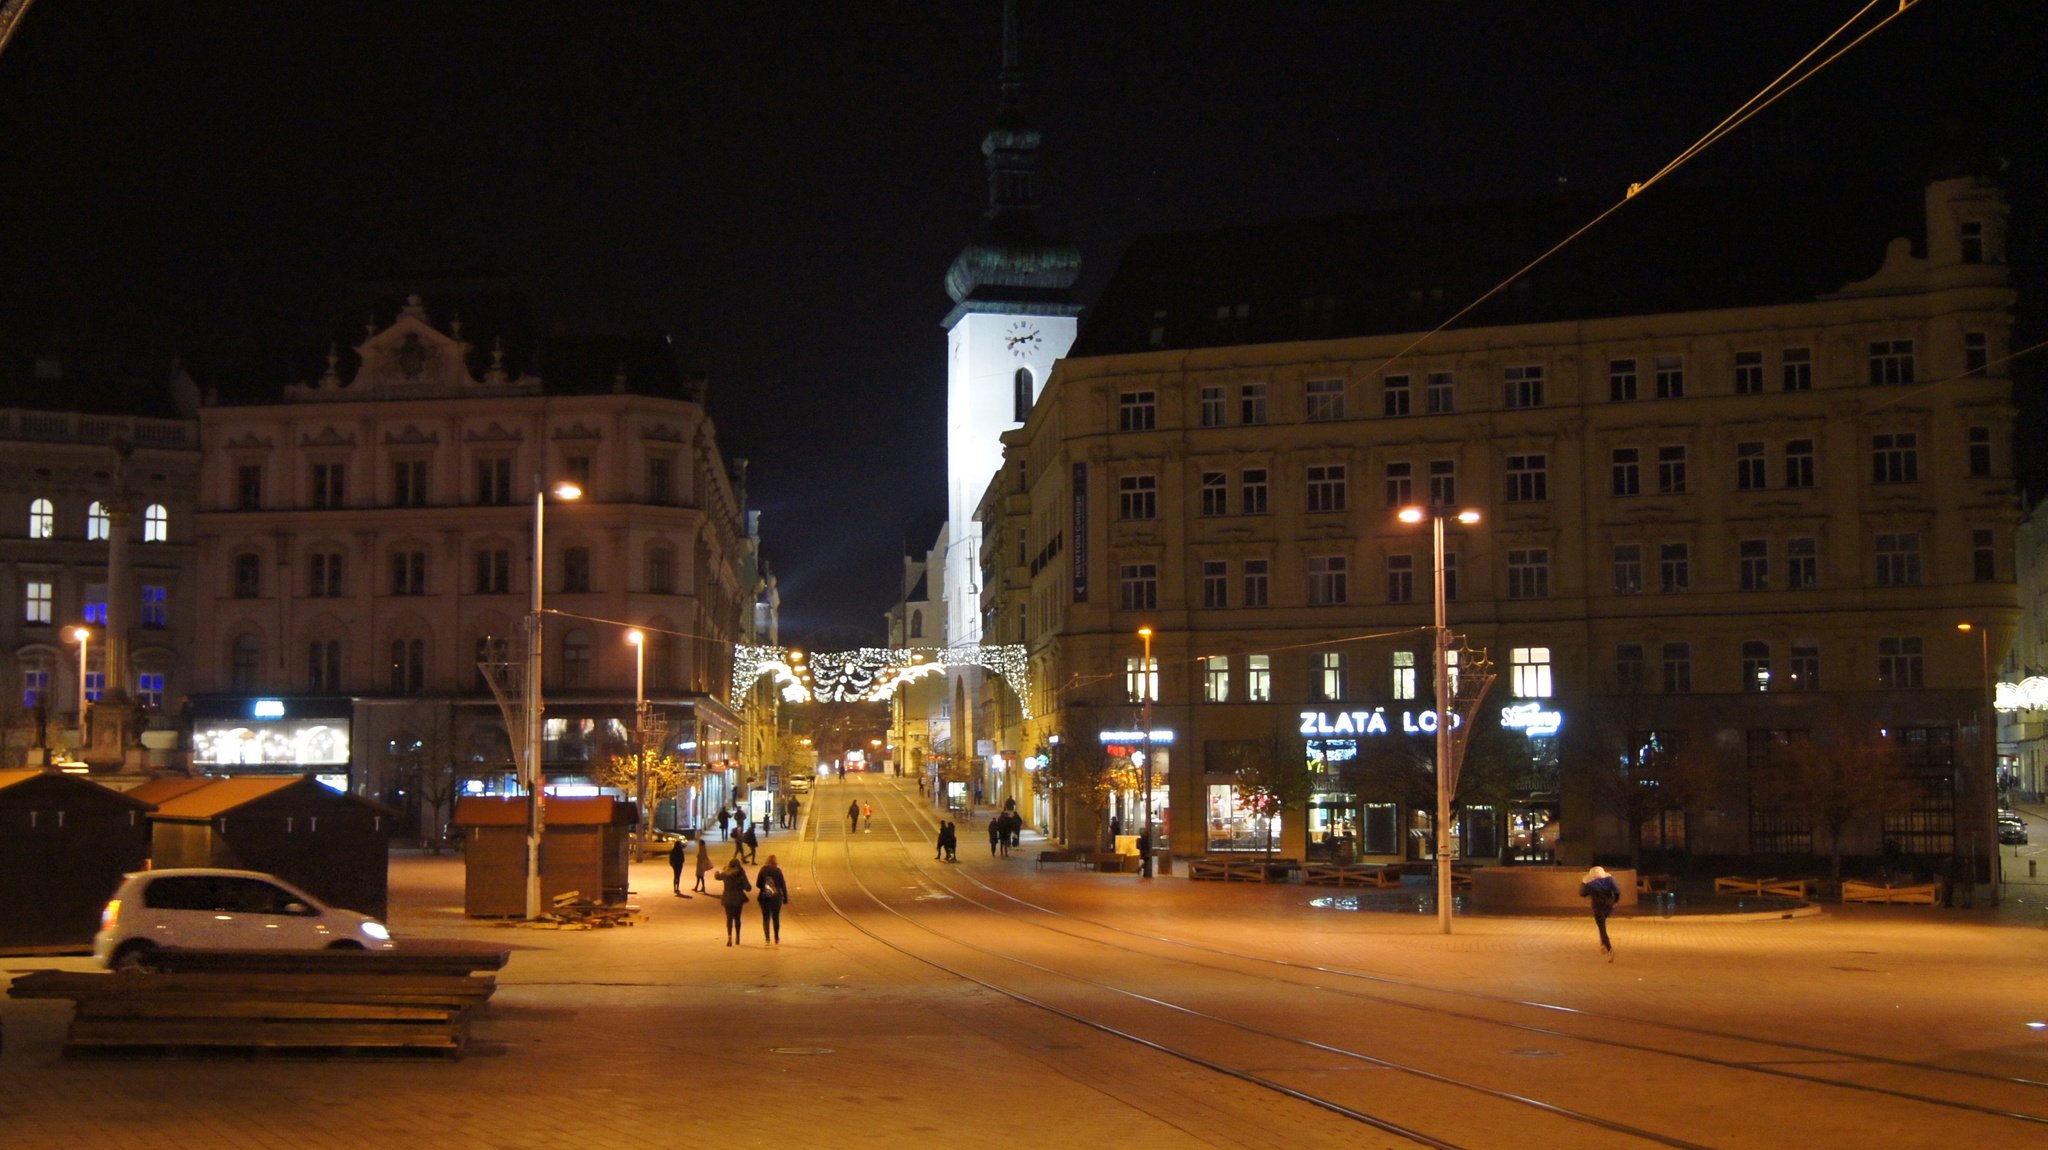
[770, 1047, 836, 1055]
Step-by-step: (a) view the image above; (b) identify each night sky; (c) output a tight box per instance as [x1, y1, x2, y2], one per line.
[0, 2, 2035, 641]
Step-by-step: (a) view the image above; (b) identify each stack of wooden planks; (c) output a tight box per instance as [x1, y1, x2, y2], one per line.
[7, 949, 505, 1060]
[1301, 864, 1403, 888]
[1840, 879, 1942, 905]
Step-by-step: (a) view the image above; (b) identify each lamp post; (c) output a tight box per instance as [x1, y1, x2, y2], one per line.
[1958, 622, 1998, 907]
[71, 626, 90, 751]
[626, 629, 648, 864]
[523, 477, 582, 920]
[1399, 504, 1481, 934]
[1138, 625, 1155, 879]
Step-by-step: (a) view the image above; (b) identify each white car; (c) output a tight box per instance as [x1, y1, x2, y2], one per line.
[94, 868, 395, 970]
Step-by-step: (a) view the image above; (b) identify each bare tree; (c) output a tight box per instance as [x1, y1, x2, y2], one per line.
[1221, 726, 1310, 858]
[1754, 714, 1916, 880]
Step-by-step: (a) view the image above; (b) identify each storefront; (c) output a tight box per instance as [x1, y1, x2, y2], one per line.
[191, 696, 353, 789]
[1100, 729, 1172, 842]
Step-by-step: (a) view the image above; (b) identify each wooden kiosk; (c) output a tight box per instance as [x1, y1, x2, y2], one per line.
[453, 796, 635, 916]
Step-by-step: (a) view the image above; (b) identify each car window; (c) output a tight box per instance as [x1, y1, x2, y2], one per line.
[219, 878, 308, 915]
[142, 875, 225, 911]
[141, 875, 314, 915]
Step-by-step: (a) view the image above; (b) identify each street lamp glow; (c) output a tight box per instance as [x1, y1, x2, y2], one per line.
[1457, 509, 1482, 524]
[626, 629, 644, 645]
[1957, 622, 1974, 632]
[1397, 506, 1425, 523]
[71, 627, 90, 642]
[1137, 626, 1153, 637]
[553, 482, 582, 501]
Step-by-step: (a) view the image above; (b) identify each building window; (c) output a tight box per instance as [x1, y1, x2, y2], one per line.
[1960, 221, 1984, 263]
[1242, 559, 1270, 607]
[1304, 378, 1346, 421]
[1307, 556, 1347, 606]
[1504, 454, 1547, 502]
[1608, 358, 1638, 402]
[1118, 391, 1157, 432]
[647, 546, 676, 594]
[1963, 332, 1988, 374]
[1506, 549, 1549, 599]
[1967, 427, 1992, 477]
[1240, 469, 1268, 515]
[24, 580, 51, 623]
[1246, 654, 1272, 702]
[231, 633, 261, 692]
[1426, 371, 1454, 413]
[1781, 347, 1812, 391]
[393, 459, 428, 507]
[391, 550, 427, 595]
[561, 629, 592, 687]
[82, 584, 107, 624]
[477, 458, 513, 505]
[1616, 643, 1646, 692]
[136, 671, 165, 709]
[1612, 544, 1643, 595]
[1388, 650, 1417, 700]
[1656, 445, 1687, 494]
[646, 455, 674, 504]
[87, 502, 109, 541]
[236, 464, 263, 510]
[1240, 383, 1268, 425]
[1972, 529, 1995, 582]
[1788, 642, 1820, 690]
[564, 456, 592, 485]
[1875, 532, 1921, 587]
[1661, 642, 1692, 693]
[1877, 636, 1923, 689]
[1738, 539, 1769, 591]
[1014, 369, 1035, 422]
[21, 661, 50, 708]
[1384, 461, 1413, 507]
[1741, 641, 1772, 692]
[233, 553, 261, 599]
[1735, 442, 1766, 490]
[1118, 474, 1157, 520]
[1733, 350, 1764, 394]
[1198, 385, 1225, 428]
[1871, 433, 1918, 483]
[1428, 460, 1456, 507]
[1201, 560, 1228, 608]
[1316, 651, 1348, 701]
[1118, 563, 1158, 611]
[311, 462, 346, 509]
[1869, 339, 1915, 385]
[1659, 543, 1689, 593]
[143, 503, 168, 542]
[1199, 472, 1228, 517]
[1784, 439, 1815, 488]
[140, 584, 167, 627]
[1504, 365, 1544, 408]
[1306, 465, 1346, 513]
[308, 640, 342, 693]
[1787, 537, 1817, 590]
[475, 548, 510, 594]
[309, 552, 344, 597]
[1383, 375, 1412, 417]
[1386, 554, 1414, 603]
[563, 546, 592, 593]
[1440, 553, 1459, 602]
[1610, 448, 1640, 496]
[1653, 354, 1684, 399]
[1203, 655, 1230, 703]
[1510, 646, 1552, 698]
[383, 638, 423, 695]
[1124, 655, 1159, 702]
[27, 497, 53, 539]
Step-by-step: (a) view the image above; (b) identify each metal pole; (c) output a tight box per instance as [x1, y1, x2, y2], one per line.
[1982, 625, 1999, 907]
[1432, 514, 1452, 934]
[632, 632, 648, 865]
[524, 481, 548, 920]
[1141, 627, 1154, 880]
[75, 628, 89, 750]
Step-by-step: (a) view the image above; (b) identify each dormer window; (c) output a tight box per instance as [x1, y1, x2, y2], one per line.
[396, 331, 429, 378]
[1960, 221, 1984, 264]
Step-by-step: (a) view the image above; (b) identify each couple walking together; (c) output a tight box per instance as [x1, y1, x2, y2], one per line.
[715, 853, 790, 945]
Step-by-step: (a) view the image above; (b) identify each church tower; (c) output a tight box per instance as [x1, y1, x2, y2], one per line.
[942, 0, 1080, 652]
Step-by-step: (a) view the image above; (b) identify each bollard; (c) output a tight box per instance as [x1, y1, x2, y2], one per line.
[2031, 859, 2037, 879]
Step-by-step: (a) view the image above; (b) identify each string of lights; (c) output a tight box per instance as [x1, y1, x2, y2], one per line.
[733, 644, 1035, 717]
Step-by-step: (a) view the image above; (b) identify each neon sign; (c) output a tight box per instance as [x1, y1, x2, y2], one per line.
[1297, 709, 1460, 736]
[1500, 701, 1563, 737]
[1097, 729, 1175, 743]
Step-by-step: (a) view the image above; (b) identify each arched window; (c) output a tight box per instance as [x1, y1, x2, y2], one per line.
[143, 504, 168, 542]
[561, 628, 592, 687]
[909, 609, 923, 639]
[231, 634, 262, 692]
[87, 502, 109, 541]
[389, 638, 425, 694]
[27, 498, 53, 539]
[1013, 368, 1033, 421]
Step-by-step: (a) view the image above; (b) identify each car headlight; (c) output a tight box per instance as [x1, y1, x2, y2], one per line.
[360, 921, 391, 940]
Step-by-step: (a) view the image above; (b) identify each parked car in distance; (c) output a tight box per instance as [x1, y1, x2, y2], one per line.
[786, 774, 812, 794]
[95, 868, 396, 970]
[1997, 813, 2029, 846]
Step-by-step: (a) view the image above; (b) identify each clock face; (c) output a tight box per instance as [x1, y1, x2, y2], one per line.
[1004, 320, 1043, 358]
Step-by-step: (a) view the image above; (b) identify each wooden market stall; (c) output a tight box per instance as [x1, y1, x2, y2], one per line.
[453, 796, 635, 916]
[143, 775, 397, 918]
[0, 769, 154, 948]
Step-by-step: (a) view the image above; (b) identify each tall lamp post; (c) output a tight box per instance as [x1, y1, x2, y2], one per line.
[70, 626, 91, 751]
[626, 629, 649, 863]
[1399, 504, 1481, 934]
[1958, 621, 1998, 906]
[1138, 626, 1155, 879]
[523, 478, 582, 920]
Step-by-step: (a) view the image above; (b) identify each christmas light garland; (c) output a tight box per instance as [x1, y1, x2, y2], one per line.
[733, 643, 1033, 718]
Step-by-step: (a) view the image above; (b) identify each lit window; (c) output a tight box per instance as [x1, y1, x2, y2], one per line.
[136, 672, 165, 709]
[141, 585, 168, 627]
[1203, 655, 1230, 703]
[27, 498, 53, 539]
[1391, 651, 1416, 700]
[1316, 652, 1348, 701]
[24, 581, 52, 624]
[1510, 647, 1552, 698]
[1246, 655, 1272, 701]
[83, 584, 108, 624]
[1742, 641, 1772, 692]
[87, 502, 109, 541]
[1124, 655, 1158, 702]
[143, 504, 168, 542]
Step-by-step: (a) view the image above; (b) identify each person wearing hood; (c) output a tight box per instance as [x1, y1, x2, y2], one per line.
[1580, 866, 1621, 959]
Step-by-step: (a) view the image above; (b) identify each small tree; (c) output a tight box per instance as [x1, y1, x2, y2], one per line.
[1223, 728, 1311, 857]
[1757, 719, 1916, 880]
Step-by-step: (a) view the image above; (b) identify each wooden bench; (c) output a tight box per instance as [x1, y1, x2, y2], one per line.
[1302, 864, 1403, 889]
[1714, 875, 1778, 895]
[1840, 880, 1942, 905]
[1035, 850, 1078, 869]
[1759, 878, 1816, 899]
[1636, 873, 1674, 895]
[9, 957, 500, 1060]
[1186, 857, 1298, 883]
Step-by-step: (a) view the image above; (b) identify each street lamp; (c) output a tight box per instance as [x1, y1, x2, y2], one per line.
[1138, 625, 1155, 879]
[523, 478, 582, 920]
[1959, 622, 1998, 906]
[70, 626, 90, 748]
[626, 629, 648, 863]
[1398, 504, 1482, 934]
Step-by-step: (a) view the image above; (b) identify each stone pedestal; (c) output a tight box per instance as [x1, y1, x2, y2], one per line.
[1470, 865, 1637, 912]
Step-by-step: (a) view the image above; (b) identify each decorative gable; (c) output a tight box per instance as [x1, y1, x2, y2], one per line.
[383, 425, 440, 446]
[301, 426, 355, 447]
[346, 296, 479, 393]
[552, 421, 604, 441]
[465, 421, 522, 443]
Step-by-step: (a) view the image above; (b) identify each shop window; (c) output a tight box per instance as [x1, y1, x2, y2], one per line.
[1206, 783, 1280, 853]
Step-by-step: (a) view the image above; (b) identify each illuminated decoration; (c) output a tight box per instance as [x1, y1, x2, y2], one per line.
[1500, 701, 1564, 737]
[251, 699, 286, 719]
[1097, 729, 1175, 744]
[1298, 709, 1462, 736]
[733, 643, 1035, 718]
[1997, 677, 2048, 713]
[193, 720, 350, 766]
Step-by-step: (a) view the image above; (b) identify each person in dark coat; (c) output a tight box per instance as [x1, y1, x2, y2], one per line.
[847, 799, 861, 834]
[718, 806, 732, 840]
[937, 820, 958, 862]
[989, 817, 1003, 857]
[788, 797, 801, 828]
[718, 859, 752, 946]
[693, 837, 713, 893]
[1009, 811, 1023, 849]
[1580, 866, 1621, 959]
[742, 822, 760, 864]
[755, 854, 790, 943]
[668, 838, 691, 897]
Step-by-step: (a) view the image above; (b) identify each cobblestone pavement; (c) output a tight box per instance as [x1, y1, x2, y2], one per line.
[3, 775, 2045, 1150]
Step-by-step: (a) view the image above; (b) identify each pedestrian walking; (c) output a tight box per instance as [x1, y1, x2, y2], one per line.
[1580, 865, 1621, 960]
[788, 797, 801, 828]
[940, 820, 958, 862]
[1008, 811, 1023, 849]
[717, 806, 732, 840]
[717, 858, 752, 946]
[862, 801, 873, 831]
[668, 838, 690, 897]
[935, 821, 948, 860]
[1110, 815, 1122, 841]
[742, 822, 760, 864]
[756, 855, 789, 943]
[693, 837, 713, 893]
[847, 799, 861, 834]
[988, 818, 1002, 857]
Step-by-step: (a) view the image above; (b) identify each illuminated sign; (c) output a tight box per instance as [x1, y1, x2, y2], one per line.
[1298, 709, 1460, 736]
[1997, 677, 2048, 712]
[1098, 729, 1175, 743]
[251, 699, 286, 719]
[1500, 701, 1564, 737]
[193, 719, 350, 766]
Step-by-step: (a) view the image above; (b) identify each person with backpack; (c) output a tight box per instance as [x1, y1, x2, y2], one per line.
[717, 858, 752, 946]
[1580, 866, 1621, 960]
[756, 854, 790, 944]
